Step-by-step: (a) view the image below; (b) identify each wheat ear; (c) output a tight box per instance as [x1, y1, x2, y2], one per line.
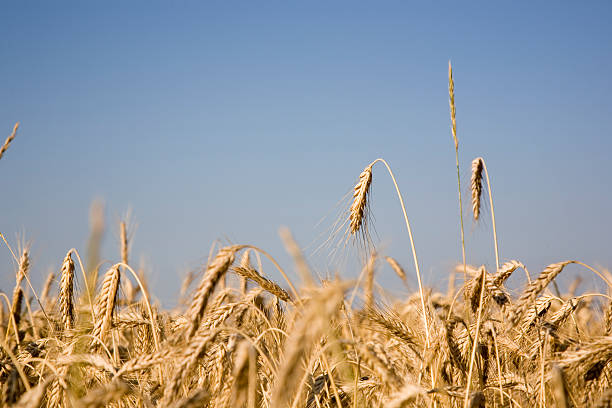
[593, 388, 612, 408]
[463, 266, 487, 408]
[349, 163, 374, 235]
[273, 284, 345, 407]
[0, 122, 19, 161]
[493, 260, 526, 287]
[471, 158, 484, 220]
[9, 250, 30, 335]
[364, 251, 376, 308]
[604, 298, 612, 335]
[85, 200, 104, 302]
[40, 271, 55, 307]
[119, 220, 139, 303]
[511, 260, 574, 326]
[119, 221, 128, 265]
[385, 256, 407, 283]
[91, 265, 121, 346]
[186, 245, 240, 338]
[238, 250, 251, 294]
[232, 265, 291, 302]
[470, 156, 500, 270]
[59, 251, 76, 333]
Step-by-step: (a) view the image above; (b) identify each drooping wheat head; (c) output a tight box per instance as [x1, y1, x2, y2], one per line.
[471, 157, 484, 220]
[0, 122, 19, 162]
[232, 265, 291, 302]
[350, 163, 374, 235]
[385, 256, 407, 283]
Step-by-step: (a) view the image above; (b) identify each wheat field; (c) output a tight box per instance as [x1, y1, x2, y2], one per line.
[1, 69, 611, 408]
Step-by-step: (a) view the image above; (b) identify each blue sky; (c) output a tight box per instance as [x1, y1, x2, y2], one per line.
[1, 1, 611, 303]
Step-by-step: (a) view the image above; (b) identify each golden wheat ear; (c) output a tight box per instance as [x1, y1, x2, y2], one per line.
[349, 163, 374, 236]
[470, 157, 484, 220]
[91, 265, 121, 347]
[0, 122, 19, 161]
[59, 251, 76, 333]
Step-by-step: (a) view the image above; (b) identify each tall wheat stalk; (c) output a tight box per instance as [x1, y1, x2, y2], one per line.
[349, 158, 430, 346]
[463, 266, 487, 408]
[471, 157, 500, 270]
[449, 61, 467, 286]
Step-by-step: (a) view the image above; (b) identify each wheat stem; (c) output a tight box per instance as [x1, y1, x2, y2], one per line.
[357, 158, 430, 347]
[449, 61, 468, 286]
[464, 266, 487, 408]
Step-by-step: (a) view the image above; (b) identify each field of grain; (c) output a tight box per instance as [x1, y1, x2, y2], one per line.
[1, 67, 611, 408]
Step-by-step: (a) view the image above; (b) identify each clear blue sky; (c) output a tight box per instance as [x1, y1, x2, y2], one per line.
[1, 1, 611, 303]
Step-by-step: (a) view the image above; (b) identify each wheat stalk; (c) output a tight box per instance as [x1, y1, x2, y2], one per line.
[464, 266, 487, 408]
[449, 61, 468, 286]
[40, 271, 55, 308]
[272, 284, 345, 407]
[364, 252, 376, 308]
[85, 200, 104, 301]
[348, 158, 430, 347]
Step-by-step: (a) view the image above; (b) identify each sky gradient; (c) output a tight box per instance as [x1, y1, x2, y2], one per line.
[1, 1, 611, 303]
